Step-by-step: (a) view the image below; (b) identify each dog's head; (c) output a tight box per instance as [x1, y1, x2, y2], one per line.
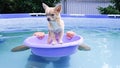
[42, 3, 62, 21]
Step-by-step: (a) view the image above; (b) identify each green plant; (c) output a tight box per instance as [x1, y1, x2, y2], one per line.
[0, 0, 60, 13]
[98, 0, 120, 14]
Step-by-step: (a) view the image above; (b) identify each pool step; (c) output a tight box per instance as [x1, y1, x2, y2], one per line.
[29, 13, 46, 16]
[108, 15, 120, 18]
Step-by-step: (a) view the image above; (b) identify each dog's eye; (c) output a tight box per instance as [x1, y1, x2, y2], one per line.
[51, 14, 54, 16]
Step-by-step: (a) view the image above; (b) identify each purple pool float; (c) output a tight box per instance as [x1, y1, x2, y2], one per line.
[24, 34, 83, 57]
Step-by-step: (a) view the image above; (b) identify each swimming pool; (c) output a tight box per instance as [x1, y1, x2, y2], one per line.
[0, 14, 120, 68]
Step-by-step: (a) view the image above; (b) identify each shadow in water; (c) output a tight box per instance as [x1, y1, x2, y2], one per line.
[0, 35, 3, 43]
[26, 54, 70, 68]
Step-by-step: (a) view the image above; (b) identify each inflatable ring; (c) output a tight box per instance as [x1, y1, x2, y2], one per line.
[24, 34, 83, 57]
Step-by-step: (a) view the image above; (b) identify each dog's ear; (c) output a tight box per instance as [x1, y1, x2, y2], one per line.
[42, 3, 49, 10]
[55, 5, 62, 13]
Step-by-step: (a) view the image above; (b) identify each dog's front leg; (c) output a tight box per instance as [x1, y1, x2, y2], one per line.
[47, 31, 52, 44]
[51, 32, 57, 45]
[58, 31, 64, 44]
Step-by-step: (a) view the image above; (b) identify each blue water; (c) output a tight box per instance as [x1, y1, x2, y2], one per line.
[0, 17, 120, 68]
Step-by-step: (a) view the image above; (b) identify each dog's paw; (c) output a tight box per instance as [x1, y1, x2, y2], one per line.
[58, 40, 63, 44]
[52, 41, 57, 45]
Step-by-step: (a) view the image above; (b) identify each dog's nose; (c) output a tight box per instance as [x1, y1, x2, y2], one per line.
[47, 18, 51, 21]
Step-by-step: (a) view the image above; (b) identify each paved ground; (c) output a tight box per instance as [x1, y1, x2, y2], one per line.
[61, 0, 111, 14]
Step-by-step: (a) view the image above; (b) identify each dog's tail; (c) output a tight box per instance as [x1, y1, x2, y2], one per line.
[11, 45, 30, 52]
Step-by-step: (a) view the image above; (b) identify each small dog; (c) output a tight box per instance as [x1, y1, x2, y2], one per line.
[42, 3, 64, 45]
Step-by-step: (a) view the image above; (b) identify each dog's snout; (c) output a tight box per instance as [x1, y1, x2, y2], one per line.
[47, 18, 51, 21]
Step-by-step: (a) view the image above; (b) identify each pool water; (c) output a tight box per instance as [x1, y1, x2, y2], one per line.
[0, 17, 120, 68]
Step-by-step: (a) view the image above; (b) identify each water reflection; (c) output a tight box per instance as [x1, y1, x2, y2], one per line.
[26, 54, 70, 68]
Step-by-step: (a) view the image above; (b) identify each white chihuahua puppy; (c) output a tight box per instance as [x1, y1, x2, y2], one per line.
[42, 3, 64, 45]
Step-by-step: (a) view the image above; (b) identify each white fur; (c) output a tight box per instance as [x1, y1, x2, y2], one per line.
[49, 21, 61, 33]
